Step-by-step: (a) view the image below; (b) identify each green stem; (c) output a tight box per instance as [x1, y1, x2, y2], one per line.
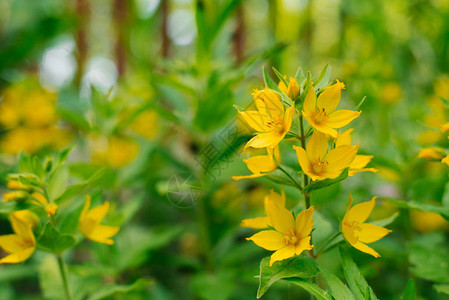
[299, 115, 311, 208]
[278, 166, 303, 191]
[315, 232, 341, 255]
[57, 255, 72, 300]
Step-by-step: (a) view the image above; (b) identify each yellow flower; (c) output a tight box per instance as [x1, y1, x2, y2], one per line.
[232, 147, 280, 180]
[7, 179, 28, 191]
[380, 82, 402, 105]
[90, 135, 139, 168]
[443, 155, 449, 166]
[241, 188, 285, 229]
[0, 210, 38, 264]
[279, 77, 300, 100]
[79, 195, 119, 245]
[418, 147, 446, 160]
[335, 128, 378, 176]
[3, 191, 27, 202]
[341, 195, 391, 258]
[130, 109, 159, 139]
[31, 192, 58, 217]
[247, 202, 314, 266]
[411, 210, 449, 233]
[293, 131, 358, 181]
[237, 88, 295, 150]
[302, 81, 361, 138]
[441, 123, 449, 133]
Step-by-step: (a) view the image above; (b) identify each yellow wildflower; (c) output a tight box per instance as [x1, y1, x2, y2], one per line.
[380, 82, 402, 105]
[293, 131, 358, 181]
[7, 179, 28, 191]
[79, 195, 119, 245]
[90, 135, 139, 168]
[237, 88, 295, 150]
[441, 123, 449, 133]
[232, 147, 280, 180]
[241, 188, 285, 229]
[3, 191, 27, 202]
[302, 81, 361, 138]
[0, 210, 38, 264]
[341, 195, 391, 258]
[418, 147, 446, 160]
[443, 155, 449, 166]
[411, 210, 449, 233]
[335, 128, 377, 176]
[247, 202, 314, 266]
[278, 77, 300, 99]
[130, 109, 159, 139]
[31, 192, 58, 217]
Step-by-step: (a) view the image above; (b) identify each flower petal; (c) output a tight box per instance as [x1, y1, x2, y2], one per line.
[350, 155, 373, 169]
[0, 247, 35, 264]
[351, 241, 381, 258]
[241, 216, 271, 229]
[283, 106, 295, 133]
[348, 196, 377, 224]
[306, 131, 328, 162]
[87, 201, 110, 223]
[293, 145, 312, 176]
[303, 85, 316, 115]
[335, 128, 354, 148]
[295, 206, 314, 238]
[442, 155, 449, 166]
[232, 173, 265, 181]
[88, 224, 120, 245]
[269, 244, 296, 266]
[244, 132, 283, 150]
[295, 236, 313, 255]
[247, 230, 285, 251]
[238, 110, 270, 132]
[0, 234, 26, 253]
[266, 200, 295, 234]
[325, 145, 358, 173]
[244, 154, 277, 174]
[358, 223, 391, 243]
[342, 223, 359, 246]
[265, 189, 285, 210]
[253, 88, 284, 119]
[317, 81, 345, 113]
[326, 110, 361, 128]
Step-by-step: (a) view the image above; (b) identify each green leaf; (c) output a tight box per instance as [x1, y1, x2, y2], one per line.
[263, 66, 281, 92]
[442, 182, 449, 208]
[272, 67, 288, 87]
[295, 67, 305, 87]
[339, 246, 378, 300]
[18, 151, 33, 174]
[314, 64, 331, 90]
[409, 243, 449, 283]
[434, 284, 449, 295]
[47, 164, 69, 202]
[304, 168, 349, 193]
[37, 222, 76, 255]
[370, 212, 399, 227]
[400, 279, 415, 300]
[257, 256, 319, 298]
[87, 279, 152, 300]
[353, 96, 366, 111]
[285, 278, 333, 300]
[318, 266, 355, 300]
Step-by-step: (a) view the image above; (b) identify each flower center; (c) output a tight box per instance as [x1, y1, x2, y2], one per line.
[282, 229, 298, 246]
[313, 108, 327, 124]
[344, 220, 362, 233]
[311, 159, 328, 175]
[16, 237, 34, 249]
[266, 119, 284, 133]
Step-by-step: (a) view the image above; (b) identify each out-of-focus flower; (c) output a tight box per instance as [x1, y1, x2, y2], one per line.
[302, 81, 360, 138]
[441, 123, 449, 133]
[130, 109, 159, 139]
[0, 210, 38, 264]
[341, 195, 391, 258]
[90, 135, 139, 168]
[241, 188, 285, 229]
[31, 192, 58, 217]
[335, 128, 377, 176]
[411, 210, 449, 233]
[237, 88, 295, 149]
[380, 82, 402, 105]
[3, 191, 27, 202]
[418, 147, 447, 167]
[247, 201, 314, 266]
[293, 131, 358, 181]
[434, 75, 449, 100]
[79, 195, 119, 245]
[278, 77, 299, 100]
[232, 147, 280, 180]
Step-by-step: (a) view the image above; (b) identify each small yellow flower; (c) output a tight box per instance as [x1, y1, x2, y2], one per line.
[279, 77, 300, 100]
[241, 188, 285, 229]
[418, 147, 446, 160]
[90, 135, 139, 168]
[30, 192, 58, 217]
[79, 195, 119, 245]
[302, 81, 361, 138]
[237, 88, 295, 150]
[411, 210, 449, 233]
[341, 195, 391, 258]
[441, 123, 449, 133]
[335, 128, 378, 176]
[293, 131, 358, 181]
[7, 179, 28, 191]
[443, 155, 449, 166]
[3, 191, 27, 202]
[0, 210, 38, 264]
[247, 202, 314, 266]
[232, 147, 280, 180]
[130, 109, 159, 139]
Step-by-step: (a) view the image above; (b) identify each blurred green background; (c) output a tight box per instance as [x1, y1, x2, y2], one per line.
[0, 0, 449, 299]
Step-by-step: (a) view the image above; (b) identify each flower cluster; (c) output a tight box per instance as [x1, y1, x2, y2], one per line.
[234, 68, 390, 265]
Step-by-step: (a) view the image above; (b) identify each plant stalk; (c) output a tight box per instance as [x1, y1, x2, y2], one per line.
[57, 255, 72, 300]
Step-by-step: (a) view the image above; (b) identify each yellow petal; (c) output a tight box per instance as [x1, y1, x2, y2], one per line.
[31, 192, 48, 206]
[80, 195, 91, 221]
[335, 128, 354, 148]
[342, 223, 359, 246]
[87, 224, 119, 245]
[0, 247, 35, 264]
[87, 201, 110, 224]
[358, 223, 391, 244]
[269, 244, 296, 266]
[350, 155, 373, 169]
[325, 145, 358, 173]
[418, 148, 446, 160]
[265, 189, 285, 210]
[271, 146, 281, 166]
[295, 206, 314, 238]
[348, 196, 377, 224]
[317, 80, 345, 113]
[241, 216, 271, 229]
[253, 88, 284, 120]
[247, 230, 285, 251]
[295, 236, 313, 255]
[0, 234, 26, 253]
[306, 131, 328, 161]
[303, 113, 339, 137]
[244, 132, 283, 150]
[326, 110, 361, 128]
[283, 106, 295, 133]
[443, 155, 449, 166]
[244, 154, 277, 174]
[232, 173, 266, 181]
[293, 145, 312, 178]
[266, 200, 294, 234]
[238, 110, 270, 132]
[10, 211, 38, 238]
[287, 77, 300, 99]
[351, 241, 380, 258]
[348, 167, 378, 177]
[303, 85, 316, 115]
